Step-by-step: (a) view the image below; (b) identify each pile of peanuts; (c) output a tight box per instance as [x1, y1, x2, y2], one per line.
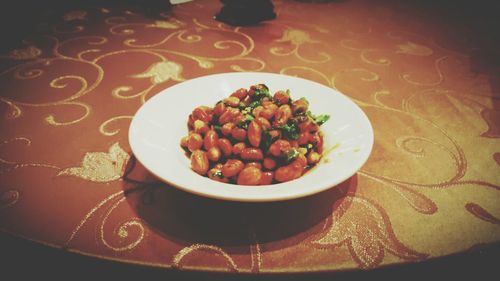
[180, 84, 328, 185]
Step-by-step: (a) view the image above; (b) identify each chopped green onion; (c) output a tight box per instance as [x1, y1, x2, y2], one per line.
[260, 130, 273, 152]
[285, 148, 300, 163]
[276, 120, 300, 140]
[306, 111, 330, 126]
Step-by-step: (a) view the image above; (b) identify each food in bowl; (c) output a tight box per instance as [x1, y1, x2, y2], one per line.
[180, 84, 330, 185]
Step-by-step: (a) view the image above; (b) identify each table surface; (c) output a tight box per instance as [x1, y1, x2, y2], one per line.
[1, 0, 499, 274]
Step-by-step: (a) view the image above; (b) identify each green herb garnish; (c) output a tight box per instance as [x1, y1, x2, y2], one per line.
[285, 148, 300, 163]
[249, 100, 261, 109]
[276, 120, 300, 140]
[260, 130, 273, 152]
[236, 114, 255, 130]
[306, 111, 330, 126]
[252, 84, 272, 100]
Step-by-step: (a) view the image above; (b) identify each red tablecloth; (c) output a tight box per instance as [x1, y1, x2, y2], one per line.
[1, 0, 499, 273]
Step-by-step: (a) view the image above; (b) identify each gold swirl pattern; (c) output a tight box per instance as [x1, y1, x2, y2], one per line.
[271, 28, 331, 63]
[133, 60, 185, 84]
[63, 10, 87, 21]
[0, 137, 60, 175]
[312, 196, 428, 269]
[396, 41, 433, 56]
[400, 56, 448, 86]
[100, 197, 145, 252]
[2, 46, 42, 60]
[57, 142, 129, 182]
[249, 229, 262, 273]
[99, 116, 133, 136]
[340, 39, 391, 66]
[173, 244, 239, 272]
[279, 66, 332, 88]
[148, 19, 185, 29]
[0, 190, 20, 209]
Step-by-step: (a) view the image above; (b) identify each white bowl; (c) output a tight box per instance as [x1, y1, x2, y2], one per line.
[129, 72, 373, 202]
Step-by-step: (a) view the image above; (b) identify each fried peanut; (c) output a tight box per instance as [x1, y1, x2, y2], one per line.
[237, 167, 263, 185]
[307, 151, 321, 165]
[221, 122, 235, 136]
[230, 88, 248, 100]
[268, 139, 291, 157]
[232, 142, 246, 155]
[207, 147, 221, 162]
[203, 130, 219, 150]
[192, 106, 212, 123]
[260, 171, 274, 185]
[193, 120, 209, 135]
[231, 127, 247, 141]
[240, 148, 264, 161]
[273, 104, 292, 126]
[219, 107, 239, 124]
[222, 159, 244, 178]
[273, 90, 290, 105]
[217, 138, 232, 157]
[213, 102, 226, 116]
[245, 162, 263, 170]
[263, 157, 277, 170]
[291, 98, 309, 114]
[255, 117, 271, 130]
[261, 103, 277, 120]
[208, 167, 228, 183]
[180, 135, 189, 149]
[187, 133, 203, 152]
[247, 120, 262, 147]
[224, 96, 240, 107]
[191, 150, 209, 175]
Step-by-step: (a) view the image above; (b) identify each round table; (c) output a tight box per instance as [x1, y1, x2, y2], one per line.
[1, 0, 499, 274]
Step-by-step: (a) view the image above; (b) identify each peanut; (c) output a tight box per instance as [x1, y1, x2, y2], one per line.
[273, 90, 290, 105]
[192, 106, 212, 123]
[232, 142, 246, 155]
[307, 151, 321, 164]
[230, 88, 248, 100]
[247, 120, 262, 147]
[207, 147, 221, 162]
[187, 133, 203, 152]
[231, 127, 247, 141]
[213, 102, 226, 116]
[193, 120, 209, 135]
[217, 138, 233, 157]
[263, 157, 277, 170]
[268, 139, 291, 157]
[224, 96, 240, 107]
[237, 167, 263, 185]
[190, 150, 209, 175]
[222, 159, 244, 178]
[203, 130, 219, 150]
[260, 171, 274, 185]
[273, 104, 292, 127]
[240, 148, 264, 161]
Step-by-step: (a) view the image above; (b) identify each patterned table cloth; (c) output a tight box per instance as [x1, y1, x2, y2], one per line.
[1, 0, 499, 272]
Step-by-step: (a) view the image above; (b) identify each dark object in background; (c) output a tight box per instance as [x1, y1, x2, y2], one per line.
[215, 0, 276, 26]
[0, 0, 173, 52]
